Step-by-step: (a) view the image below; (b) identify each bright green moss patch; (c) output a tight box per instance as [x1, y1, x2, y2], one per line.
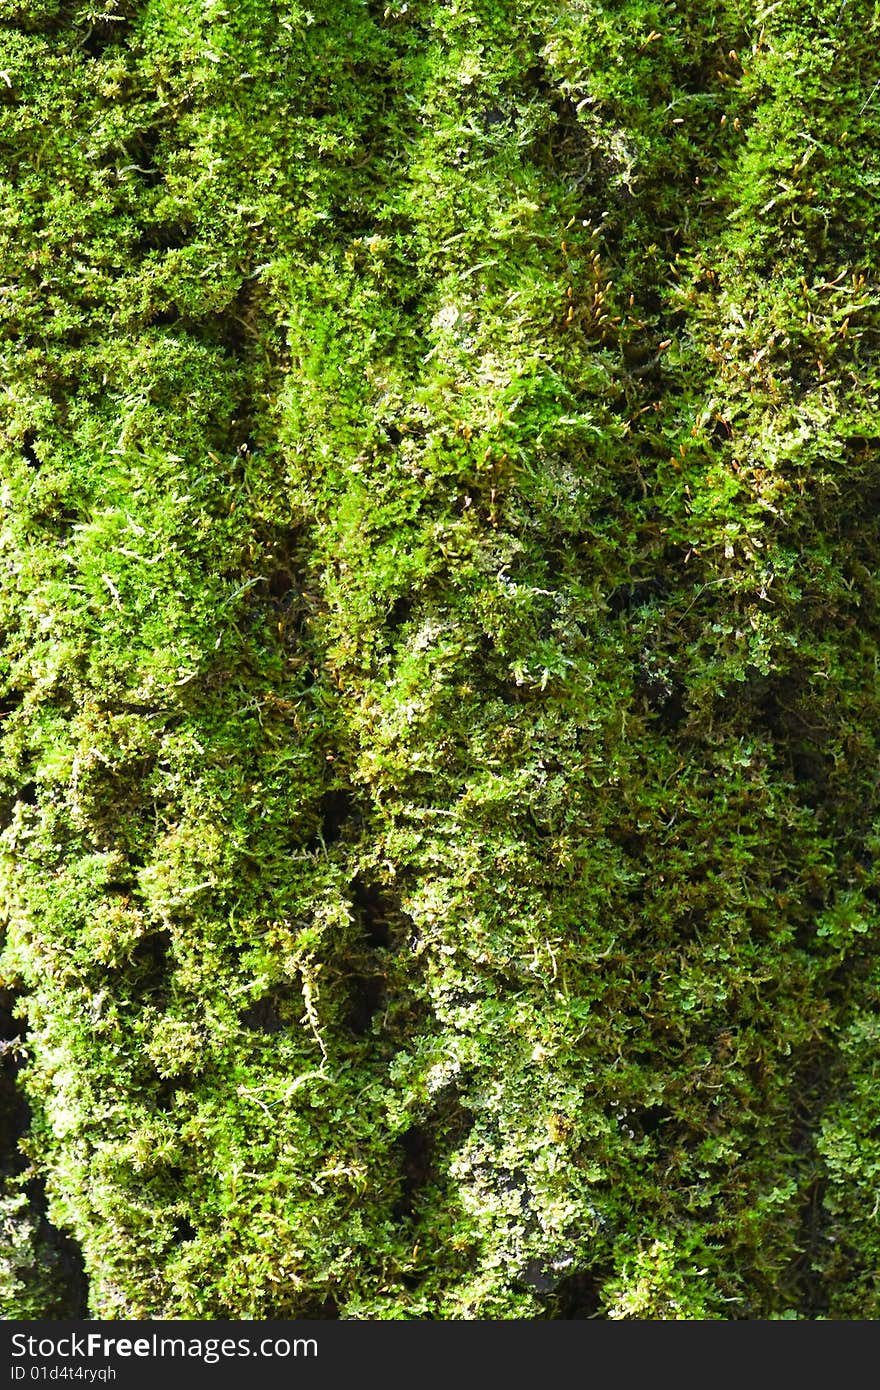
[1, 0, 880, 1319]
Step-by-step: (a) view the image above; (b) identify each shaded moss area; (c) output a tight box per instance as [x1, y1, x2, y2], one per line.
[1, 0, 880, 1318]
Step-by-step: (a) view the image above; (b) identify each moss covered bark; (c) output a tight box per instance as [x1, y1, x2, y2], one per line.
[1, 0, 880, 1318]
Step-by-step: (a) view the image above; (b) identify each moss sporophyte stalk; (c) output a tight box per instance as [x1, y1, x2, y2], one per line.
[1, 0, 880, 1319]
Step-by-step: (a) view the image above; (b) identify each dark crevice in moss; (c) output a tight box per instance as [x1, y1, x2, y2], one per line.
[391, 1092, 472, 1229]
[778, 1081, 835, 1316]
[80, 20, 132, 60]
[391, 1123, 434, 1225]
[153, 1078, 189, 1113]
[171, 1216, 196, 1246]
[10, 1180, 91, 1318]
[313, 788, 358, 849]
[20, 431, 39, 469]
[129, 930, 172, 1005]
[0, 988, 89, 1316]
[630, 1103, 674, 1141]
[239, 989, 288, 1036]
[607, 576, 669, 616]
[344, 969, 386, 1038]
[547, 1265, 606, 1319]
[351, 874, 394, 950]
[135, 223, 193, 256]
[0, 991, 29, 1182]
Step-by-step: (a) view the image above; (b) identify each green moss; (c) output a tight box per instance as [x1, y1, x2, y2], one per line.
[1, 0, 880, 1319]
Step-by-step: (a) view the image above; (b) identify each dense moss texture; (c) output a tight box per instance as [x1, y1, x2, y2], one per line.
[1, 0, 880, 1319]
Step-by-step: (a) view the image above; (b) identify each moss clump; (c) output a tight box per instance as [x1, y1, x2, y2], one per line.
[1, 0, 880, 1319]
